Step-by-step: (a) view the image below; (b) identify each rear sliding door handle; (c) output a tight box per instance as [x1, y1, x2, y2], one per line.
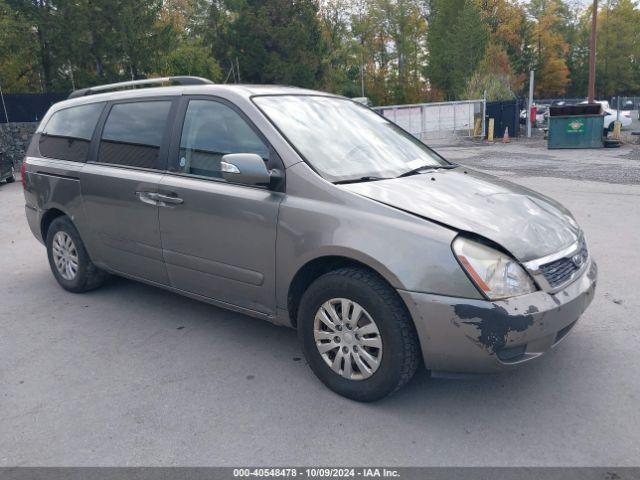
[136, 191, 183, 207]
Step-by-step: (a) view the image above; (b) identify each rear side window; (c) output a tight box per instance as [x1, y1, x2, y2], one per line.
[39, 103, 104, 162]
[98, 101, 172, 169]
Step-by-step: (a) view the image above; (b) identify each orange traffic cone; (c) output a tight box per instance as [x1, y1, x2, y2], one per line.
[503, 127, 510, 143]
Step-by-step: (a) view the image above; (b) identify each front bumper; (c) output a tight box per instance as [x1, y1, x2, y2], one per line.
[399, 258, 597, 373]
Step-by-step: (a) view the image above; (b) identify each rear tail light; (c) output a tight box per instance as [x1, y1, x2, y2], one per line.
[20, 160, 26, 189]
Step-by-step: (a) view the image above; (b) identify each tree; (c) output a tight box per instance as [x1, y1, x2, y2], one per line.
[318, 0, 360, 97]
[595, 0, 640, 97]
[0, 1, 41, 92]
[155, 40, 222, 80]
[528, 0, 571, 96]
[376, 0, 428, 103]
[2, 0, 193, 91]
[476, 0, 533, 94]
[462, 71, 514, 101]
[5, 0, 59, 90]
[350, 0, 392, 104]
[2, 0, 638, 103]
[231, 0, 324, 88]
[428, 0, 487, 99]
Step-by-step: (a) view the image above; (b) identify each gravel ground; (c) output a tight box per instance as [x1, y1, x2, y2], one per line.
[436, 137, 640, 185]
[1, 140, 640, 467]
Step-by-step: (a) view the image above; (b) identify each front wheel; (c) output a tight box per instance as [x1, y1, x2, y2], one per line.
[46, 216, 108, 293]
[297, 267, 420, 402]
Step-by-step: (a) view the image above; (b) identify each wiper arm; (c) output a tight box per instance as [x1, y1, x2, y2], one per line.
[333, 176, 390, 185]
[397, 163, 458, 178]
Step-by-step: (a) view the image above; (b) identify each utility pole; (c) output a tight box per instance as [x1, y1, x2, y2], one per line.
[527, 70, 534, 138]
[588, 0, 598, 103]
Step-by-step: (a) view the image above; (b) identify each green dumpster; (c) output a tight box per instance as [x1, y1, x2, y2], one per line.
[547, 104, 604, 149]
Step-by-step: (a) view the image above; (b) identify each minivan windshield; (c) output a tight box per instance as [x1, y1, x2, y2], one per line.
[253, 95, 449, 183]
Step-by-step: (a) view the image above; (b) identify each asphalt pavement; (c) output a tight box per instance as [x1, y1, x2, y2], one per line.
[1, 140, 639, 466]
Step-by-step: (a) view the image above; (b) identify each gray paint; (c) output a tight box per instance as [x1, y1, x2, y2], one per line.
[221, 153, 271, 186]
[80, 163, 168, 284]
[157, 174, 282, 315]
[342, 168, 581, 262]
[22, 83, 597, 374]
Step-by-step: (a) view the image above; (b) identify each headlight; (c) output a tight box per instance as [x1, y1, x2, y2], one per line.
[452, 237, 536, 299]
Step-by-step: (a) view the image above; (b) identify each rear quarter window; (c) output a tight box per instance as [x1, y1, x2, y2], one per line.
[39, 103, 105, 162]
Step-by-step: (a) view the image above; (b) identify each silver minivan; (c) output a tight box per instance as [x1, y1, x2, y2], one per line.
[23, 77, 597, 401]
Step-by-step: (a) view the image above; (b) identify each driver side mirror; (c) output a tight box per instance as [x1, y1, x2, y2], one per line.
[221, 153, 272, 187]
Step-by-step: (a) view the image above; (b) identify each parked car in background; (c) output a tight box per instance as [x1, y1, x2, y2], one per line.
[538, 105, 550, 125]
[519, 104, 548, 126]
[581, 100, 632, 133]
[0, 151, 16, 184]
[22, 77, 597, 401]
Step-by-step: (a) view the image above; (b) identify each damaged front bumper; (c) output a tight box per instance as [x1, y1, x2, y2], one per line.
[399, 259, 597, 373]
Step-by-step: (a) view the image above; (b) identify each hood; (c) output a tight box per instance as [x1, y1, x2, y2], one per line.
[340, 168, 580, 262]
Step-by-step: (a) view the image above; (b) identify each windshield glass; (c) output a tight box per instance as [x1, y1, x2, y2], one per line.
[253, 95, 448, 183]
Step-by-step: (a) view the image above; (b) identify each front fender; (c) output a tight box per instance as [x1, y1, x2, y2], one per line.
[276, 164, 482, 312]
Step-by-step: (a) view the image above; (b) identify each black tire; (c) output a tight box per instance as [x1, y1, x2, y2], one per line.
[46, 216, 108, 293]
[5, 175, 15, 184]
[297, 267, 420, 402]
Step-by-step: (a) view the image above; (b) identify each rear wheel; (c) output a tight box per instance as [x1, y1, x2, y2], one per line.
[46, 216, 108, 293]
[5, 167, 15, 183]
[297, 267, 420, 402]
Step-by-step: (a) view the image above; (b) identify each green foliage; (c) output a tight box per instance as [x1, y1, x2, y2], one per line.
[230, 0, 324, 88]
[428, 0, 488, 99]
[594, 0, 640, 96]
[318, 0, 361, 97]
[462, 72, 514, 101]
[0, 0, 41, 92]
[156, 40, 222, 81]
[2, 0, 183, 90]
[1, 0, 640, 103]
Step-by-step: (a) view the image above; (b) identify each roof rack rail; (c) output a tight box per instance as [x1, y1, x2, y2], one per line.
[68, 76, 213, 99]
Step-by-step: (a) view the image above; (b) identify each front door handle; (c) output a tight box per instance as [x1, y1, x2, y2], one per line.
[135, 191, 159, 206]
[155, 193, 184, 205]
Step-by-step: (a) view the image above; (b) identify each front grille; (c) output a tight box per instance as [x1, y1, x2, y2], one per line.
[539, 243, 588, 289]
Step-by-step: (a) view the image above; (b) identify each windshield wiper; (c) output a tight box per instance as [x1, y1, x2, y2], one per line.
[333, 176, 390, 185]
[396, 163, 459, 178]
